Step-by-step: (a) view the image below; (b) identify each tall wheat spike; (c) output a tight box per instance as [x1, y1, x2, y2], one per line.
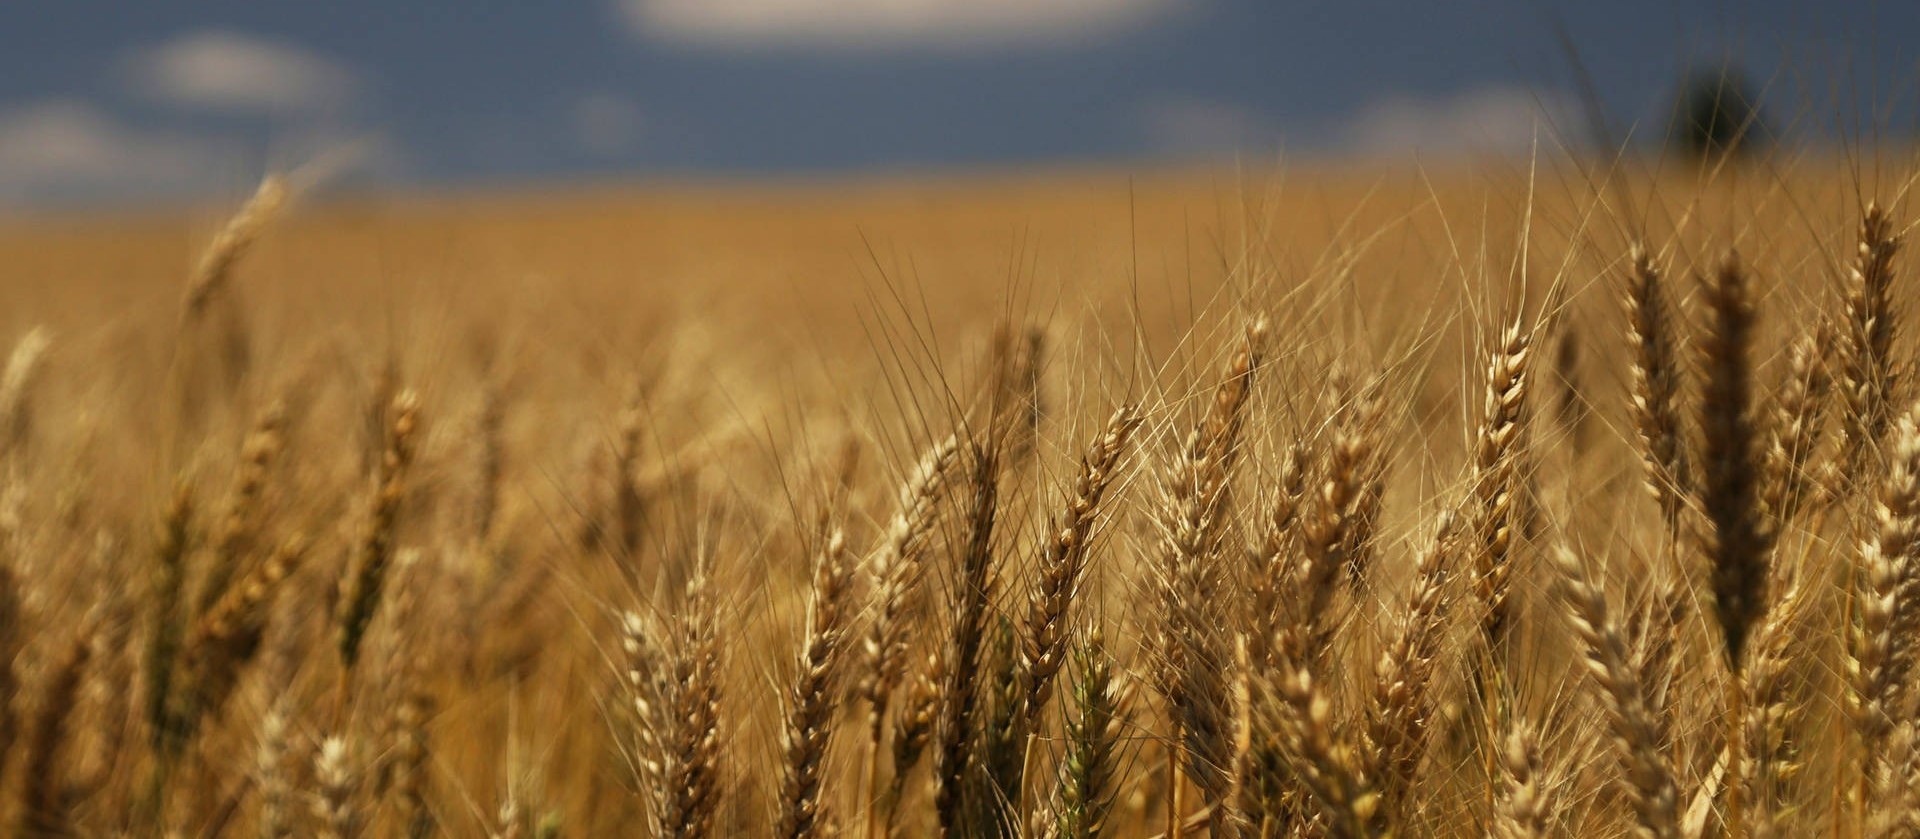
[313, 736, 362, 839]
[777, 523, 856, 839]
[1847, 404, 1920, 816]
[1365, 512, 1457, 816]
[644, 569, 727, 839]
[1256, 654, 1388, 838]
[1553, 545, 1681, 839]
[1741, 576, 1804, 837]
[1021, 404, 1142, 725]
[1249, 438, 1312, 670]
[1491, 719, 1552, 839]
[145, 483, 195, 757]
[0, 545, 19, 793]
[1836, 204, 1904, 494]
[1470, 311, 1534, 653]
[1624, 245, 1693, 531]
[183, 174, 289, 319]
[1287, 378, 1385, 663]
[1153, 319, 1265, 839]
[0, 327, 50, 466]
[1764, 323, 1833, 524]
[862, 435, 960, 736]
[335, 390, 422, 682]
[935, 443, 1002, 836]
[197, 397, 290, 614]
[1695, 253, 1772, 672]
[257, 704, 293, 839]
[14, 625, 93, 838]
[1045, 629, 1126, 839]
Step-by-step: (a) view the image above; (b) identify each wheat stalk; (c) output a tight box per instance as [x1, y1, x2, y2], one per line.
[0, 543, 19, 793]
[258, 703, 293, 839]
[197, 397, 290, 614]
[145, 482, 195, 758]
[1248, 438, 1312, 671]
[1287, 378, 1385, 663]
[174, 533, 308, 740]
[1763, 323, 1833, 525]
[1256, 656, 1388, 839]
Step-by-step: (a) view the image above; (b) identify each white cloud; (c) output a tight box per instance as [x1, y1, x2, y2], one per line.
[1141, 97, 1273, 157]
[0, 100, 236, 204]
[618, 0, 1175, 50]
[129, 30, 358, 114]
[0, 100, 402, 207]
[571, 93, 644, 156]
[1342, 86, 1572, 158]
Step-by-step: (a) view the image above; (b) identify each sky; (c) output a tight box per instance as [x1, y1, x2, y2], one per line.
[1, 1, 1916, 207]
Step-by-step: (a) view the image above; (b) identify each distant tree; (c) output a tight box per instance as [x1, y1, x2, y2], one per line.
[1675, 65, 1767, 161]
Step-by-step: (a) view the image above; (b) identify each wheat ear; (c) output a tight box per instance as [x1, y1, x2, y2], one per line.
[13, 624, 93, 837]
[1695, 253, 1772, 671]
[934, 443, 1001, 836]
[313, 735, 362, 839]
[1153, 320, 1265, 838]
[196, 397, 290, 614]
[1365, 512, 1457, 815]
[1471, 311, 1534, 653]
[1256, 657, 1387, 839]
[1552, 545, 1681, 839]
[1491, 719, 1552, 839]
[1763, 323, 1833, 524]
[862, 435, 960, 735]
[183, 174, 289, 318]
[777, 523, 857, 839]
[0, 327, 50, 466]
[1835, 204, 1904, 494]
[1624, 245, 1693, 531]
[1021, 405, 1142, 726]
[335, 390, 421, 685]
[1047, 629, 1126, 839]
[1848, 404, 1920, 817]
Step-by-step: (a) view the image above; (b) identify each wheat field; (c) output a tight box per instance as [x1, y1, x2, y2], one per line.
[0, 157, 1914, 838]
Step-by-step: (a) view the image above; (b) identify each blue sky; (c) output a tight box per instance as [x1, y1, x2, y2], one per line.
[0, 1, 1914, 206]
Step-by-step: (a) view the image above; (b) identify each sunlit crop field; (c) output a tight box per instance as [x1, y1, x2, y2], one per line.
[0, 158, 1911, 838]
